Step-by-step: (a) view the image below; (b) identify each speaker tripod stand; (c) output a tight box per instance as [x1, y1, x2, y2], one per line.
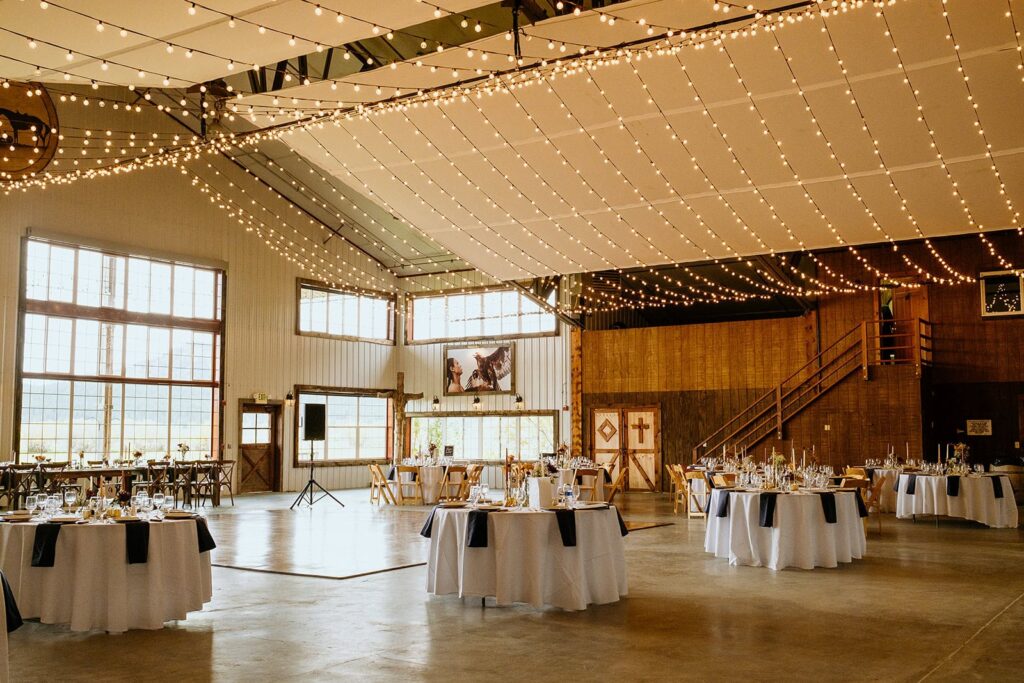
[290, 440, 344, 509]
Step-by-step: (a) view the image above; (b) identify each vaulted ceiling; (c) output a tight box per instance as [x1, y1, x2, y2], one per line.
[4, 0, 1023, 297]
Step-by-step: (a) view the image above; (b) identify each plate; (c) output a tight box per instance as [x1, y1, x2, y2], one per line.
[165, 511, 196, 518]
[439, 502, 467, 508]
[473, 505, 504, 511]
[2, 510, 30, 516]
[49, 516, 80, 523]
[115, 516, 142, 523]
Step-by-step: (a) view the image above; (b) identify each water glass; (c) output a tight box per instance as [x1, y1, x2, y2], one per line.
[152, 492, 165, 510]
[25, 494, 37, 515]
[64, 488, 77, 510]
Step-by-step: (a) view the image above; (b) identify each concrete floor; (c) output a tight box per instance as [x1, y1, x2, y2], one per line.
[8, 491, 1024, 682]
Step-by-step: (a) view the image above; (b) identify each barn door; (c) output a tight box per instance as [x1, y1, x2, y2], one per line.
[624, 407, 660, 491]
[591, 408, 623, 481]
[590, 406, 661, 492]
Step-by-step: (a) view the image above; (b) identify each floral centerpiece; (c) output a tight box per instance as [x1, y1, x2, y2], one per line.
[947, 442, 970, 474]
[177, 443, 190, 459]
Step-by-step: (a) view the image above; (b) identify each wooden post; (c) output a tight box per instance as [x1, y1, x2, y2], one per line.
[861, 321, 869, 380]
[571, 327, 583, 457]
[390, 372, 423, 462]
[913, 318, 922, 377]
[775, 385, 783, 439]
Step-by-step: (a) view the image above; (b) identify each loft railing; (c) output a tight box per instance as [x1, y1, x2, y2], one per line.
[692, 318, 932, 462]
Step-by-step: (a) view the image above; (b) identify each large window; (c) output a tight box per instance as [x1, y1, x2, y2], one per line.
[297, 279, 393, 343]
[17, 239, 223, 461]
[980, 271, 1023, 317]
[407, 288, 557, 343]
[408, 412, 556, 461]
[295, 388, 392, 464]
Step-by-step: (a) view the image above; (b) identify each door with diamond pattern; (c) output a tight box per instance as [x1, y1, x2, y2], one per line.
[590, 406, 661, 492]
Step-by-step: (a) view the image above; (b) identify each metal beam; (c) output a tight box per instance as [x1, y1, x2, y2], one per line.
[506, 277, 581, 328]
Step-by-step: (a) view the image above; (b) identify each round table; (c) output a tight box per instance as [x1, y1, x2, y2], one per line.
[705, 489, 866, 571]
[425, 507, 628, 610]
[0, 519, 213, 632]
[895, 474, 1018, 528]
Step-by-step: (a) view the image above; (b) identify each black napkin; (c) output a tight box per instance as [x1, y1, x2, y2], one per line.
[818, 492, 837, 524]
[554, 509, 576, 547]
[946, 475, 960, 497]
[854, 490, 869, 518]
[1, 571, 22, 633]
[420, 506, 439, 538]
[992, 476, 1004, 499]
[705, 474, 717, 490]
[893, 475, 901, 493]
[602, 469, 612, 484]
[386, 466, 396, 480]
[716, 491, 730, 518]
[466, 510, 490, 548]
[195, 517, 217, 553]
[866, 468, 875, 482]
[758, 492, 780, 528]
[905, 474, 918, 495]
[32, 523, 62, 567]
[124, 521, 150, 564]
[615, 507, 629, 536]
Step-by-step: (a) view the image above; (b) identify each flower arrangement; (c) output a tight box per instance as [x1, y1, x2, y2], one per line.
[771, 453, 787, 469]
[427, 442, 438, 458]
[177, 443, 190, 458]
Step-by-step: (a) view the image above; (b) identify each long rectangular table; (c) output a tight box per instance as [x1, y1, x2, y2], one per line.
[423, 506, 628, 611]
[705, 489, 866, 571]
[0, 518, 214, 632]
[895, 473, 1017, 528]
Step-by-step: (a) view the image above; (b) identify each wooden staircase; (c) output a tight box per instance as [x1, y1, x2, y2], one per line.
[692, 318, 933, 462]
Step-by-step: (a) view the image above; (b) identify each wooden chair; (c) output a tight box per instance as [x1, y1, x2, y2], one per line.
[9, 464, 40, 509]
[132, 463, 171, 497]
[668, 465, 687, 514]
[217, 460, 236, 506]
[394, 465, 424, 505]
[368, 464, 397, 505]
[684, 470, 709, 519]
[574, 468, 601, 502]
[465, 463, 484, 492]
[863, 476, 886, 535]
[38, 462, 67, 494]
[438, 465, 468, 501]
[605, 465, 628, 505]
[193, 462, 218, 507]
[712, 473, 737, 488]
[171, 462, 196, 508]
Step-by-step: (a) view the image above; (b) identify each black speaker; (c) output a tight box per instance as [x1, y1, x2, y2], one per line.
[303, 403, 326, 441]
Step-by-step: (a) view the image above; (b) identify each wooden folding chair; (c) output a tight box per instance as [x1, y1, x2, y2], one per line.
[844, 467, 868, 479]
[394, 465, 424, 505]
[684, 470, 709, 519]
[605, 465, 627, 505]
[368, 464, 397, 505]
[863, 477, 885, 535]
[574, 467, 600, 502]
[712, 473, 737, 488]
[667, 465, 685, 514]
[438, 465, 468, 501]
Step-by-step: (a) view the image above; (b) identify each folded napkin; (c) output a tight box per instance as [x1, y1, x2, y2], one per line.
[1, 571, 22, 633]
[893, 475, 901, 493]
[758, 492, 780, 528]
[854, 490, 869, 518]
[614, 507, 629, 537]
[705, 475, 717, 490]
[602, 469, 613, 484]
[905, 473, 918, 495]
[32, 523, 62, 567]
[386, 466, 396, 480]
[818, 492, 837, 524]
[946, 475, 960, 497]
[124, 521, 150, 564]
[195, 518, 217, 553]
[716, 491, 730, 518]
[466, 510, 490, 548]
[419, 506, 439, 538]
[992, 476, 1004, 499]
[554, 509, 576, 547]
[866, 468, 875, 482]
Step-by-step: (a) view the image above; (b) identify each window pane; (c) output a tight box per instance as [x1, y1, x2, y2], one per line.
[74, 319, 100, 375]
[76, 249, 103, 307]
[172, 329, 193, 381]
[308, 289, 327, 333]
[982, 274, 1022, 314]
[171, 265, 192, 318]
[125, 325, 148, 378]
[45, 317, 72, 373]
[358, 427, 386, 459]
[242, 413, 256, 429]
[357, 296, 373, 339]
[25, 241, 50, 301]
[48, 246, 75, 303]
[127, 258, 151, 313]
[410, 289, 555, 341]
[327, 292, 345, 336]
[343, 294, 359, 336]
[171, 385, 212, 455]
[71, 381, 121, 457]
[194, 269, 215, 319]
[298, 288, 313, 332]
[150, 263, 172, 315]
[20, 379, 71, 461]
[22, 313, 47, 373]
[123, 383, 170, 457]
[148, 327, 170, 378]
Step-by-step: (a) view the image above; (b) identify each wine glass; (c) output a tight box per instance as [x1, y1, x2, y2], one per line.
[152, 492, 165, 510]
[25, 494, 37, 516]
[63, 488, 77, 511]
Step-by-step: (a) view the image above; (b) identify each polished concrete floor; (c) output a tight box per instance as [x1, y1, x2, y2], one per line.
[8, 490, 1024, 682]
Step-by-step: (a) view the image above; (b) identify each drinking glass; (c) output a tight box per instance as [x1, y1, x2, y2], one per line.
[152, 493, 165, 510]
[25, 494, 37, 515]
[64, 488, 77, 511]
[480, 484, 490, 503]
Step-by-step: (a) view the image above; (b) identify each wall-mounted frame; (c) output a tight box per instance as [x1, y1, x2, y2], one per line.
[979, 271, 1023, 318]
[442, 343, 515, 396]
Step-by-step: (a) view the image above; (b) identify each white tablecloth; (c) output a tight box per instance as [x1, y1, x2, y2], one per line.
[705, 489, 866, 571]
[895, 474, 1018, 528]
[395, 466, 445, 504]
[0, 575, 8, 683]
[425, 507, 627, 610]
[0, 519, 213, 632]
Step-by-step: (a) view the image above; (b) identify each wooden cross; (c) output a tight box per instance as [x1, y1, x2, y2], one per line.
[378, 372, 423, 461]
[631, 416, 651, 445]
